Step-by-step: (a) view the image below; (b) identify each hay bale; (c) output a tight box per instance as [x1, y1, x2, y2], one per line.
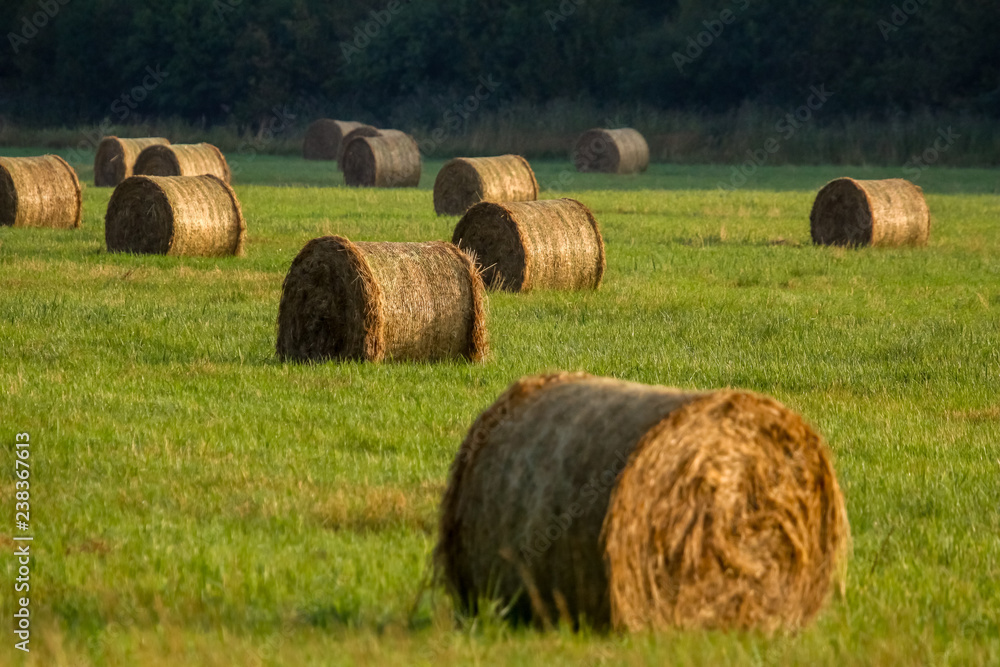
[433, 155, 539, 216]
[104, 175, 245, 256]
[303, 119, 368, 161]
[342, 130, 421, 188]
[336, 125, 380, 170]
[133, 143, 231, 183]
[0, 155, 82, 229]
[94, 136, 170, 187]
[452, 198, 605, 292]
[435, 373, 849, 633]
[573, 128, 650, 174]
[810, 178, 930, 247]
[276, 235, 487, 362]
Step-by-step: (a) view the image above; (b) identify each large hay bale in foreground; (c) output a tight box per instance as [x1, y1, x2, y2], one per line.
[452, 198, 605, 292]
[433, 155, 539, 216]
[105, 175, 245, 256]
[336, 125, 380, 170]
[303, 119, 368, 161]
[342, 130, 421, 188]
[133, 143, 231, 183]
[573, 128, 649, 174]
[0, 155, 82, 229]
[810, 178, 930, 247]
[276, 236, 487, 362]
[436, 373, 849, 633]
[94, 137, 170, 187]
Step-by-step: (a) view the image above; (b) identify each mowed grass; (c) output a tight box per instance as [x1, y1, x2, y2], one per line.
[0, 149, 998, 665]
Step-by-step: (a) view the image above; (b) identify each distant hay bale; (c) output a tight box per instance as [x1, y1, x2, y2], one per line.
[276, 235, 487, 362]
[104, 175, 245, 256]
[433, 155, 539, 216]
[336, 125, 380, 170]
[810, 178, 930, 247]
[303, 119, 368, 161]
[573, 128, 649, 174]
[94, 137, 170, 187]
[133, 143, 231, 183]
[452, 198, 605, 292]
[435, 373, 850, 633]
[342, 130, 421, 188]
[0, 155, 82, 229]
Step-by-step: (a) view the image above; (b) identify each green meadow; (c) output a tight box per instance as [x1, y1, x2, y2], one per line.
[1, 151, 998, 665]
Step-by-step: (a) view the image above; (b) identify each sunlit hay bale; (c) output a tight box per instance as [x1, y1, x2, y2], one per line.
[133, 143, 231, 183]
[452, 198, 605, 292]
[104, 175, 245, 256]
[810, 177, 930, 247]
[336, 125, 380, 170]
[276, 235, 488, 363]
[435, 373, 850, 633]
[573, 128, 649, 174]
[94, 137, 170, 187]
[0, 155, 82, 229]
[433, 155, 539, 216]
[341, 130, 422, 188]
[303, 119, 369, 161]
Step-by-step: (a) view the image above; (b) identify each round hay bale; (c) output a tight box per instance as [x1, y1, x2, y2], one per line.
[433, 155, 539, 216]
[303, 119, 368, 161]
[104, 175, 245, 257]
[94, 136, 170, 187]
[276, 235, 487, 363]
[435, 373, 849, 633]
[573, 128, 650, 174]
[336, 125, 380, 170]
[133, 143, 231, 183]
[0, 155, 82, 229]
[810, 178, 930, 247]
[342, 130, 421, 188]
[452, 198, 605, 292]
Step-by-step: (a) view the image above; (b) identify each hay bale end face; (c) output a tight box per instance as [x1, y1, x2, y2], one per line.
[452, 198, 605, 292]
[104, 175, 245, 256]
[573, 128, 649, 174]
[342, 130, 422, 188]
[94, 137, 170, 187]
[303, 119, 369, 161]
[336, 125, 380, 170]
[433, 155, 539, 216]
[435, 373, 849, 633]
[276, 235, 487, 363]
[0, 155, 82, 229]
[810, 177, 930, 247]
[133, 143, 231, 183]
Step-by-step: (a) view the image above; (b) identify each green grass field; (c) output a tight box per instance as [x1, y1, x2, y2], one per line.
[1, 150, 999, 665]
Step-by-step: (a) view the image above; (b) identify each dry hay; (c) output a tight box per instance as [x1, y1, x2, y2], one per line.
[435, 373, 849, 633]
[133, 143, 232, 183]
[342, 130, 421, 188]
[0, 155, 82, 229]
[276, 235, 487, 363]
[94, 137, 170, 187]
[810, 177, 929, 247]
[573, 128, 649, 174]
[433, 155, 539, 216]
[336, 125, 381, 170]
[303, 119, 369, 161]
[452, 198, 605, 292]
[104, 175, 245, 256]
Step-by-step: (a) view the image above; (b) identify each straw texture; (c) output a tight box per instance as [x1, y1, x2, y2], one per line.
[452, 198, 605, 292]
[336, 125, 380, 170]
[433, 155, 539, 216]
[436, 373, 849, 633]
[573, 128, 650, 174]
[276, 235, 488, 363]
[104, 175, 245, 256]
[0, 155, 82, 229]
[342, 130, 421, 188]
[94, 137, 170, 187]
[303, 119, 368, 160]
[810, 178, 930, 247]
[133, 143, 231, 183]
